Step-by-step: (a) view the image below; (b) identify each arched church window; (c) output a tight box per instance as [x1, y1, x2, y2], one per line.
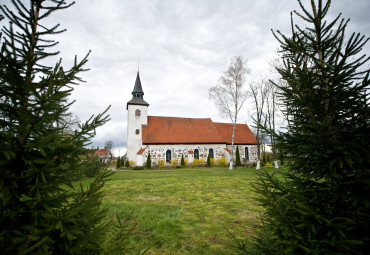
[166, 150, 171, 163]
[135, 129, 140, 135]
[194, 149, 199, 159]
[135, 109, 141, 116]
[245, 147, 249, 160]
[209, 148, 214, 159]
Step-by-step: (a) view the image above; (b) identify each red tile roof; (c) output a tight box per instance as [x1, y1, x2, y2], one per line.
[142, 116, 256, 145]
[214, 122, 257, 144]
[94, 149, 108, 156]
[137, 147, 147, 155]
[224, 148, 231, 154]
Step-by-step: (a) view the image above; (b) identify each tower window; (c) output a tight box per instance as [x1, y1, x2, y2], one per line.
[135, 109, 141, 116]
[166, 150, 171, 162]
[194, 149, 199, 159]
[135, 129, 140, 135]
[209, 148, 214, 159]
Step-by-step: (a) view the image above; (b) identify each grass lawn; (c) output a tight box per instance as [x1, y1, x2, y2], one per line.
[79, 166, 288, 254]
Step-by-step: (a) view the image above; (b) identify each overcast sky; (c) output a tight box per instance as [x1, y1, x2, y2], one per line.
[16, 0, 370, 151]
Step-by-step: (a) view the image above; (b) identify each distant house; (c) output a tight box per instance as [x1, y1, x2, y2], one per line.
[94, 148, 109, 163]
[126, 71, 258, 166]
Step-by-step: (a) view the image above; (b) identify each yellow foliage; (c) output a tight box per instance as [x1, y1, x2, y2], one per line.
[129, 160, 136, 167]
[184, 159, 188, 166]
[217, 157, 226, 166]
[265, 162, 272, 167]
[171, 159, 178, 167]
[193, 159, 199, 166]
[210, 158, 216, 166]
[157, 159, 165, 168]
[199, 158, 205, 166]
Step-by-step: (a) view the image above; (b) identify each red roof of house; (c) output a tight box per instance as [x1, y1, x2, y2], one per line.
[142, 116, 257, 145]
[94, 149, 108, 157]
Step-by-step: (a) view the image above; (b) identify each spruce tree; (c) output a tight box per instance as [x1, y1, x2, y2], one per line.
[116, 156, 121, 169]
[206, 154, 210, 167]
[121, 156, 125, 167]
[251, 0, 370, 254]
[146, 152, 151, 169]
[181, 153, 185, 167]
[0, 1, 134, 254]
[235, 146, 241, 166]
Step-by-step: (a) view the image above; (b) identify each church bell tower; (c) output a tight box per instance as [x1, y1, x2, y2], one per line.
[126, 72, 149, 164]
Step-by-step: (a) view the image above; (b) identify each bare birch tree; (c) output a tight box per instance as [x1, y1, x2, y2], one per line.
[209, 56, 249, 170]
[250, 78, 269, 161]
[264, 82, 278, 155]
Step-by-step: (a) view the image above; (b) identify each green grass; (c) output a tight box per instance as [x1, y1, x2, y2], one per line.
[79, 166, 288, 254]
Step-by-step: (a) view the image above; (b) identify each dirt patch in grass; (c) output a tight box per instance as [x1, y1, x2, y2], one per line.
[138, 195, 163, 201]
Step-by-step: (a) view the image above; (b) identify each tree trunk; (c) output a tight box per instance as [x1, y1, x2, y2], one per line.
[229, 121, 236, 170]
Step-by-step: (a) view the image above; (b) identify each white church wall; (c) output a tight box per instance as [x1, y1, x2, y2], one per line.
[127, 104, 148, 164]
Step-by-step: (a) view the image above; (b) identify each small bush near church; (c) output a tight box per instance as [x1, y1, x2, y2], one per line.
[171, 159, 178, 167]
[199, 158, 206, 166]
[210, 158, 216, 166]
[193, 159, 199, 166]
[128, 160, 136, 167]
[157, 159, 165, 167]
[217, 158, 227, 166]
[180, 154, 185, 167]
[133, 166, 144, 170]
[146, 152, 151, 169]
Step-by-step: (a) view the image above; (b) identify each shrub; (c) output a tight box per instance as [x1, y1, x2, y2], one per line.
[133, 166, 144, 170]
[206, 154, 211, 167]
[128, 160, 135, 167]
[171, 159, 178, 167]
[235, 146, 241, 166]
[184, 159, 188, 166]
[157, 159, 165, 168]
[116, 156, 121, 169]
[193, 159, 199, 166]
[262, 153, 267, 165]
[146, 152, 151, 169]
[176, 165, 182, 169]
[210, 158, 216, 166]
[180, 154, 185, 167]
[217, 157, 227, 166]
[199, 158, 206, 166]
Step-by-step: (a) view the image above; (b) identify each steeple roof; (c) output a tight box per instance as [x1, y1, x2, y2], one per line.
[132, 71, 144, 94]
[127, 71, 149, 109]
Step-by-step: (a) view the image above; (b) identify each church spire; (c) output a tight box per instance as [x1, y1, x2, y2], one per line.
[132, 71, 144, 97]
[127, 71, 149, 109]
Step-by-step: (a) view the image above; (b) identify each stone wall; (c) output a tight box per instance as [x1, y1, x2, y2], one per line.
[137, 144, 258, 166]
[226, 144, 258, 164]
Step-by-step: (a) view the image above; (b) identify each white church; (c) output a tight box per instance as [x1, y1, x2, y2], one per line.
[126, 72, 258, 166]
